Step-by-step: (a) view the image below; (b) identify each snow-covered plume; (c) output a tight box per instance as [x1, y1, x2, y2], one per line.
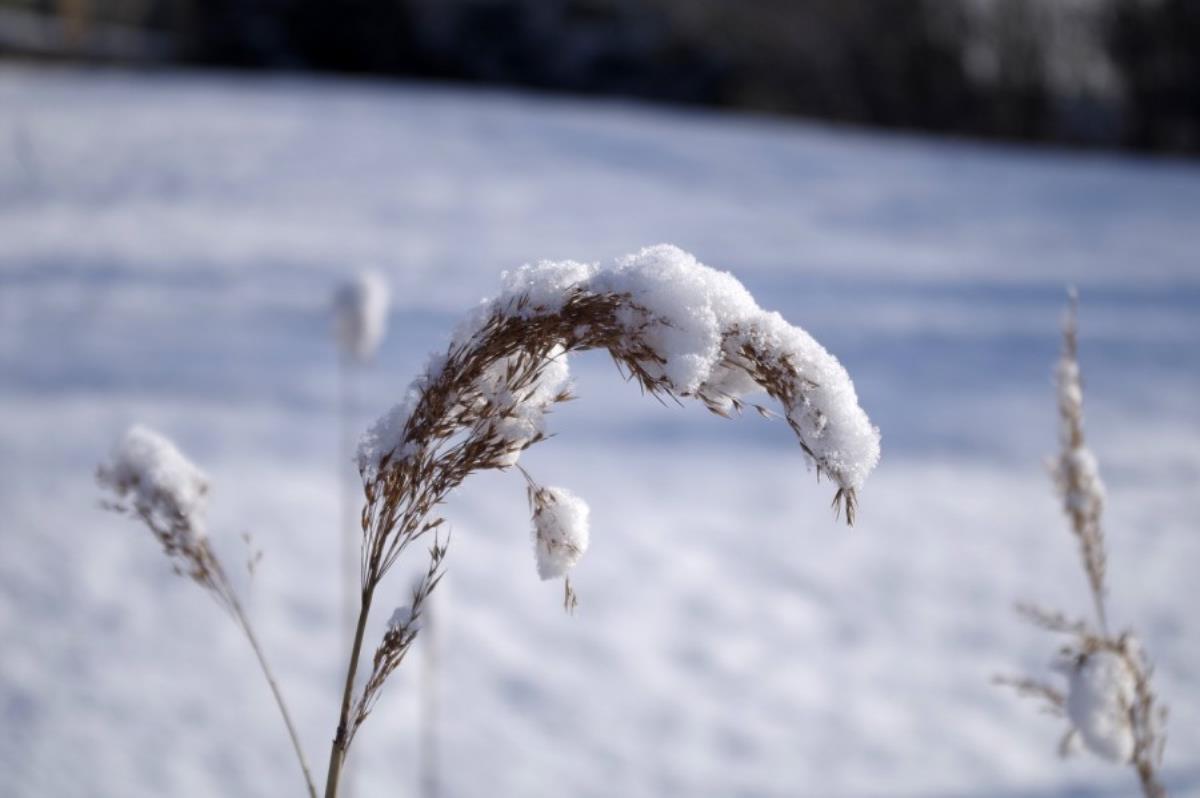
[358, 244, 879, 518]
[97, 424, 210, 546]
[529, 486, 590, 580]
[334, 270, 390, 362]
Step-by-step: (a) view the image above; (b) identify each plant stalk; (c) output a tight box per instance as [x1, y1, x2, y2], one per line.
[1136, 758, 1167, 798]
[325, 585, 374, 798]
[229, 593, 319, 798]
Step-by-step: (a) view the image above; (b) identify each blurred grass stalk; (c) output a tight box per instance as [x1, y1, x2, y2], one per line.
[999, 291, 1168, 798]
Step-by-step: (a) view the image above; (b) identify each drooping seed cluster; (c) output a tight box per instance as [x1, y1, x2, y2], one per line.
[343, 245, 880, 753]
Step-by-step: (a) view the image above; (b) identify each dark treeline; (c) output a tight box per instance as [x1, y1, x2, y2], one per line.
[2, 0, 1197, 153]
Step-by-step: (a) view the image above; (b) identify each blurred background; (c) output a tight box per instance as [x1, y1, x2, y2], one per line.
[1, 2, 1198, 798]
[1, 0, 1199, 152]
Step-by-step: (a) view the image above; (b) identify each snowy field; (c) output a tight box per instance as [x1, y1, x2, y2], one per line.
[1, 65, 1199, 797]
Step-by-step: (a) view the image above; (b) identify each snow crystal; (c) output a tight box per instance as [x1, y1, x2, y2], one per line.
[531, 487, 590, 580]
[334, 270, 390, 362]
[1064, 651, 1137, 763]
[97, 425, 210, 540]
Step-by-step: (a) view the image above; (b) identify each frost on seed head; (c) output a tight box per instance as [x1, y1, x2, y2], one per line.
[334, 269, 390, 362]
[97, 424, 210, 543]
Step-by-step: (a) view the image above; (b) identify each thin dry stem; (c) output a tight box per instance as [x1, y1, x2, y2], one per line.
[335, 352, 358, 798]
[104, 503, 318, 798]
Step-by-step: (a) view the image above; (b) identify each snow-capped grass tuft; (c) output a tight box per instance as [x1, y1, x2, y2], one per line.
[359, 244, 880, 507]
[97, 425, 210, 557]
[334, 270, 390, 363]
[328, 246, 880, 797]
[998, 292, 1168, 798]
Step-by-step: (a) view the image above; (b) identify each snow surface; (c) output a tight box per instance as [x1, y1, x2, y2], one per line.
[2, 65, 1199, 798]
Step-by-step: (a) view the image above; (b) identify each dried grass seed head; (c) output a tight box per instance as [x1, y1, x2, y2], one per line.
[97, 424, 210, 545]
[358, 245, 880, 499]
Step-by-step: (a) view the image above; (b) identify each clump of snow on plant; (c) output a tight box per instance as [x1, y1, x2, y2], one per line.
[357, 354, 446, 477]
[478, 345, 571, 467]
[97, 425, 210, 540]
[589, 246, 760, 395]
[497, 258, 597, 314]
[334, 270, 390, 362]
[531, 487, 590, 580]
[358, 245, 880, 491]
[1061, 650, 1137, 763]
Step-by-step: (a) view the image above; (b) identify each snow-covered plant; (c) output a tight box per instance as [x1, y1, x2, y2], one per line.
[326, 244, 880, 797]
[334, 270, 390, 363]
[998, 293, 1168, 798]
[97, 426, 318, 798]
